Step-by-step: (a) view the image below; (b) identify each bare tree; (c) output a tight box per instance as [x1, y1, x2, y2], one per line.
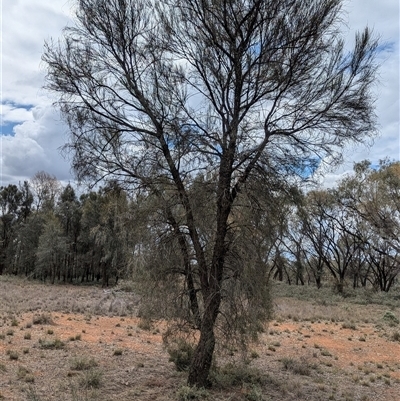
[30, 171, 61, 212]
[43, 0, 379, 386]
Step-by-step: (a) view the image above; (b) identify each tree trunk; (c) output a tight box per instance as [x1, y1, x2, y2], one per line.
[187, 295, 219, 387]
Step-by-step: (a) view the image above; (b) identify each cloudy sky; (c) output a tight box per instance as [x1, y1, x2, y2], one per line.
[1, 0, 399, 188]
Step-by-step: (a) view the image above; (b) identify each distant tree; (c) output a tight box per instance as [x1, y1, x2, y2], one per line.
[30, 171, 61, 212]
[0, 185, 17, 274]
[56, 184, 82, 282]
[36, 215, 67, 283]
[0, 184, 32, 274]
[44, 0, 380, 386]
[338, 160, 400, 291]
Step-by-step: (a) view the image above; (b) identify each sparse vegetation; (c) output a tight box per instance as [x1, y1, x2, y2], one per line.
[281, 357, 315, 376]
[70, 356, 98, 371]
[79, 369, 103, 389]
[38, 338, 65, 349]
[177, 385, 208, 401]
[33, 313, 53, 325]
[7, 350, 19, 360]
[383, 311, 399, 327]
[0, 276, 399, 400]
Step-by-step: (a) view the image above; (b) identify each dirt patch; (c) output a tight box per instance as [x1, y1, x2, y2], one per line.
[0, 278, 399, 401]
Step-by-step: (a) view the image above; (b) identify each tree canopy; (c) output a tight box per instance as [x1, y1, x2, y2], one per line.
[43, 0, 380, 387]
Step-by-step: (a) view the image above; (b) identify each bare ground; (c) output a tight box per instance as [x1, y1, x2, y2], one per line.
[0, 276, 399, 401]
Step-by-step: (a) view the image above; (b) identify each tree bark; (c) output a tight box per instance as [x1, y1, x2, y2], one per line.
[187, 292, 220, 387]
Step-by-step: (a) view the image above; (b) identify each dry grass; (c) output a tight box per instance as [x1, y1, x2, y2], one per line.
[0, 276, 399, 401]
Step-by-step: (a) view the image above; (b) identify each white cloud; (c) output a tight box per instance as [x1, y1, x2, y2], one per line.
[0, 106, 71, 186]
[1, 1, 74, 186]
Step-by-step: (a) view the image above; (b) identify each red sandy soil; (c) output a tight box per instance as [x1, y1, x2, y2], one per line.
[1, 311, 399, 401]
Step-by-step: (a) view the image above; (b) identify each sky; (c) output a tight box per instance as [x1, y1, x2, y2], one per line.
[0, 0, 399, 189]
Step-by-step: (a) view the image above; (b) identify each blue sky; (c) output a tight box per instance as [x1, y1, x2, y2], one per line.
[0, 0, 399, 188]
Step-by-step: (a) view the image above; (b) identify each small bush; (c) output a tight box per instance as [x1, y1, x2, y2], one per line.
[383, 311, 399, 327]
[391, 331, 400, 342]
[7, 350, 19, 360]
[17, 366, 34, 383]
[33, 313, 53, 325]
[342, 322, 357, 330]
[320, 349, 332, 357]
[80, 369, 103, 389]
[38, 338, 65, 349]
[113, 349, 123, 356]
[137, 318, 152, 331]
[167, 339, 194, 372]
[70, 356, 98, 371]
[281, 357, 314, 376]
[24, 332, 32, 340]
[211, 363, 265, 388]
[244, 384, 264, 401]
[177, 385, 208, 401]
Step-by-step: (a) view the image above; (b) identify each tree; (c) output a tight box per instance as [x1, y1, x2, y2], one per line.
[35, 215, 67, 283]
[56, 184, 82, 282]
[0, 184, 23, 274]
[43, 0, 379, 386]
[337, 160, 400, 290]
[30, 171, 61, 212]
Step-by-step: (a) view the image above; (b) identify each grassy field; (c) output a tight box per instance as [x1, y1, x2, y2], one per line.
[0, 276, 399, 401]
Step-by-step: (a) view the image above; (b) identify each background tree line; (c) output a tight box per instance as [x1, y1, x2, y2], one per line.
[1, 160, 399, 292]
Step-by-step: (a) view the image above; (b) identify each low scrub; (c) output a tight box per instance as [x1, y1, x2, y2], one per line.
[211, 363, 265, 389]
[32, 313, 53, 325]
[70, 356, 98, 371]
[38, 338, 65, 349]
[177, 385, 208, 401]
[167, 339, 194, 372]
[281, 357, 316, 376]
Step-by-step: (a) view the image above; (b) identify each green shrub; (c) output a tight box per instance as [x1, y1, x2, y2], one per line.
[79, 369, 103, 389]
[281, 357, 315, 376]
[244, 384, 264, 401]
[167, 339, 194, 372]
[177, 385, 208, 401]
[70, 356, 98, 371]
[211, 363, 265, 388]
[383, 311, 399, 327]
[38, 338, 65, 349]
